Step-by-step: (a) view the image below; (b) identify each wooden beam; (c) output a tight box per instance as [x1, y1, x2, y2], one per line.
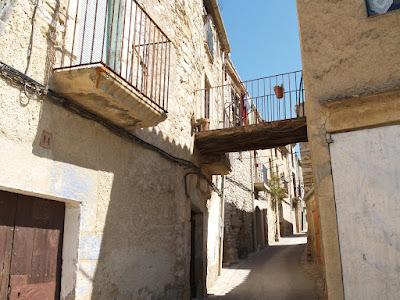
[195, 118, 308, 154]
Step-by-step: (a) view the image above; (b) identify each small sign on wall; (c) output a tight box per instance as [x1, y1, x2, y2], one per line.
[366, 0, 400, 16]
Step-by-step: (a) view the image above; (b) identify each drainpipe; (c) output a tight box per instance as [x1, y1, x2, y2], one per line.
[250, 151, 257, 251]
[218, 53, 226, 275]
[218, 175, 225, 275]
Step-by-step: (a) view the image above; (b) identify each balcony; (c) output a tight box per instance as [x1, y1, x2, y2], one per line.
[194, 71, 307, 154]
[254, 164, 268, 193]
[52, 0, 170, 129]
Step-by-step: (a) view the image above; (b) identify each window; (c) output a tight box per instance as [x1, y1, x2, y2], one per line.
[269, 158, 272, 175]
[231, 88, 241, 126]
[204, 77, 210, 119]
[205, 17, 214, 57]
[366, 0, 400, 16]
[203, 4, 215, 60]
[262, 165, 268, 183]
[291, 147, 295, 168]
[292, 172, 296, 197]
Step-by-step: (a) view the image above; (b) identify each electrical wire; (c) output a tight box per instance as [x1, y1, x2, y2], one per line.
[0, 60, 221, 196]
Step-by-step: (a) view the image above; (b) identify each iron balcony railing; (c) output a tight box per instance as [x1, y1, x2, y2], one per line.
[196, 70, 304, 130]
[59, 0, 171, 112]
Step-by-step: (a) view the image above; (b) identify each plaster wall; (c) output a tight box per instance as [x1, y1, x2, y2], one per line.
[0, 0, 228, 298]
[298, 0, 400, 101]
[330, 125, 400, 300]
[206, 190, 223, 288]
[297, 1, 400, 298]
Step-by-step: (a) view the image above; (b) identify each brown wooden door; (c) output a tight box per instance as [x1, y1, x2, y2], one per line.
[0, 192, 18, 299]
[0, 192, 64, 300]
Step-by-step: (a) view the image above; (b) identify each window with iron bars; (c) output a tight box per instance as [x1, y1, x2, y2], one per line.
[203, 7, 215, 60]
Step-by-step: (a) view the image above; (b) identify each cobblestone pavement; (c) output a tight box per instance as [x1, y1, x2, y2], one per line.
[208, 235, 323, 300]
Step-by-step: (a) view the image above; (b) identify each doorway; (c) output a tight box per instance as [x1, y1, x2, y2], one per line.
[0, 191, 65, 300]
[255, 207, 265, 250]
[190, 210, 204, 299]
[263, 209, 269, 245]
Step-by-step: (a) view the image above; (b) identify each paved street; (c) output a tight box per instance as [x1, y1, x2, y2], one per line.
[208, 235, 322, 300]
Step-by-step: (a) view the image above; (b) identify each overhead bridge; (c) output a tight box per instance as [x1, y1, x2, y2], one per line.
[195, 118, 307, 155]
[194, 70, 308, 174]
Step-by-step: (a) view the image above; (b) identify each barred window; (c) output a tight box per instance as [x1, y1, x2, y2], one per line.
[204, 16, 215, 59]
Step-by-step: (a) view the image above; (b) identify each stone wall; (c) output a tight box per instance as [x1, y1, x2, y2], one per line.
[0, 0, 230, 298]
[223, 152, 254, 265]
[300, 142, 313, 193]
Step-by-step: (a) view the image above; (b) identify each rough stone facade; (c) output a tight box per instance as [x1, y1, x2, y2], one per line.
[223, 152, 255, 265]
[300, 142, 313, 193]
[0, 0, 234, 298]
[222, 145, 306, 266]
[297, 0, 400, 299]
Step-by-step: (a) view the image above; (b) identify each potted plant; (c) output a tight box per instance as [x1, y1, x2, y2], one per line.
[268, 173, 287, 241]
[199, 118, 210, 132]
[274, 84, 284, 99]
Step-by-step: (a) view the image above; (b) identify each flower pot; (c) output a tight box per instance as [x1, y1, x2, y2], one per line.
[199, 118, 210, 132]
[274, 85, 284, 99]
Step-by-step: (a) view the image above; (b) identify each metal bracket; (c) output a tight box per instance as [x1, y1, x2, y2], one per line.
[326, 133, 334, 144]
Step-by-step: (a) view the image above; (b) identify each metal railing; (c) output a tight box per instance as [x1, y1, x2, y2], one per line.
[59, 0, 171, 112]
[196, 70, 304, 130]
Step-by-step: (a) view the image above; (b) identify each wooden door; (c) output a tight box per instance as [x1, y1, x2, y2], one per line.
[0, 192, 64, 300]
[190, 211, 204, 299]
[0, 192, 18, 299]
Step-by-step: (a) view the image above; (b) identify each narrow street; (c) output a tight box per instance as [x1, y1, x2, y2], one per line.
[208, 235, 322, 300]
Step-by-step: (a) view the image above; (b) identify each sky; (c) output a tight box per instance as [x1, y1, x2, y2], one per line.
[219, 0, 302, 81]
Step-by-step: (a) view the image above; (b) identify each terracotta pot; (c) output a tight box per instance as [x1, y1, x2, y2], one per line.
[274, 85, 284, 99]
[199, 118, 210, 131]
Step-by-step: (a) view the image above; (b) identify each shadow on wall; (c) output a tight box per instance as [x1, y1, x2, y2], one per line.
[279, 204, 294, 237]
[2, 0, 212, 298]
[280, 218, 294, 237]
[30, 95, 210, 299]
[223, 203, 269, 266]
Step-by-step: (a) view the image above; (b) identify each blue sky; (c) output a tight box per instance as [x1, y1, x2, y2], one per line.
[219, 0, 302, 81]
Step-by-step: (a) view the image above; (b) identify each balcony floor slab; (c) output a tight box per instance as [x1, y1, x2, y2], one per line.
[51, 63, 167, 130]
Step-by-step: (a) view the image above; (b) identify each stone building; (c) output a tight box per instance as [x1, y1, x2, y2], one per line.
[0, 0, 242, 299]
[214, 58, 270, 266]
[256, 145, 306, 239]
[222, 144, 306, 265]
[223, 151, 256, 265]
[297, 0, 400, 299]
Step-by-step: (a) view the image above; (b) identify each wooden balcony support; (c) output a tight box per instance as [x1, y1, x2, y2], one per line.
[199, 153, 231, 175]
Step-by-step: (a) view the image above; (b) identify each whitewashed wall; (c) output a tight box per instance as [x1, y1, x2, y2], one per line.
[330, 125, 400, 300]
